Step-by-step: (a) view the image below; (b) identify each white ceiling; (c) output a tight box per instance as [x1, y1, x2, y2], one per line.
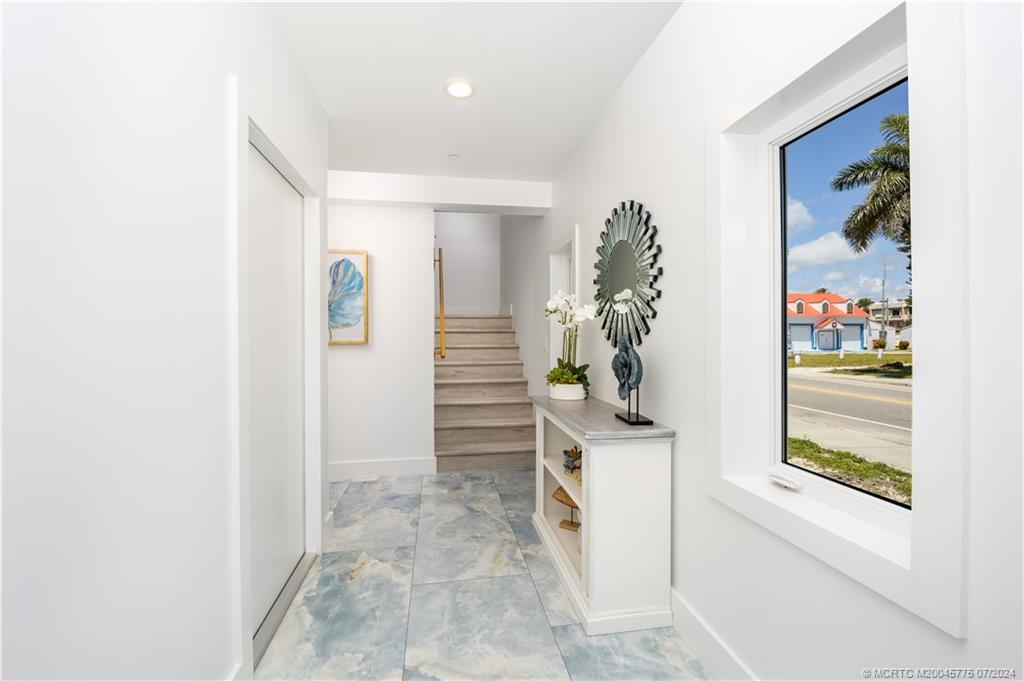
[273, 2, 680, 181]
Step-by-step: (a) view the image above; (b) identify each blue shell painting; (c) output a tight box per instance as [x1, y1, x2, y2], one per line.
[328, 254, 366, 343]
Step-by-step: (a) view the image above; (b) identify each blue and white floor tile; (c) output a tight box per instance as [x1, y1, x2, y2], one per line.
[256, 468, 708, 680]
[415, 471, 527, 583]
[519, 537, 579, 627]
[412, 537, 527, 584]
[404, 574, 570, 681]
[328, 480, 349, 509]
[256, 546, 414, 680]
[324, 476, 421, 551]
[492, 468, 536, 498]
[552, 624, 708, 680]
[417, 481, 516, 546]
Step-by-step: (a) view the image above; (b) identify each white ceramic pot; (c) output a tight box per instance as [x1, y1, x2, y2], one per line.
[548, 383, 586, 401]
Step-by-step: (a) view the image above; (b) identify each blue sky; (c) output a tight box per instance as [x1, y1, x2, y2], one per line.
[784, 81, 909, 302]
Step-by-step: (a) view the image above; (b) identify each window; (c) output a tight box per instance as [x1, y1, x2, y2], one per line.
[796, 300, 804, 313]
[782, 79, 911, 508]
[711, 8, 967, 636]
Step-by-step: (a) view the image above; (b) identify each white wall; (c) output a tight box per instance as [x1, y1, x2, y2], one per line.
[500, 215, 550, 394]
[326, 205, 436, 479]
[523, 1, 1022, 678]
[435, 212, 502, 315]
[2, 4, 327, 678]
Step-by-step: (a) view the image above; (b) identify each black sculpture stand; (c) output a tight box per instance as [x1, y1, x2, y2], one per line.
[615, 387, 653, 426]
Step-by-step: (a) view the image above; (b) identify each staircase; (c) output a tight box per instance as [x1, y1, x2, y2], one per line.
[434, 314, 535, 471]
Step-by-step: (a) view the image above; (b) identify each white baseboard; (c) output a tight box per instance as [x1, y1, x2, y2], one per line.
[672, 588, 756, 680]
[328, 456, 437, 480]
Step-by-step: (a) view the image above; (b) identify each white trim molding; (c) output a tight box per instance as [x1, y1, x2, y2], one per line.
[328, 456, 437, 481]
[328, 170, 551, 214]
[704, 5, 968, 637]
[671, 589, 755, 681]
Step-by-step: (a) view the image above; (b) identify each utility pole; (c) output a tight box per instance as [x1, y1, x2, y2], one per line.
[880, 258, 888, 343]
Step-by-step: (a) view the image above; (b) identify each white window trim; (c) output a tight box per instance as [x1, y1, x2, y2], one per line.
[705, 6, 967, 637]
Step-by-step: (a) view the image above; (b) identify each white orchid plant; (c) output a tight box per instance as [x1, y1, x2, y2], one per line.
[612, 288, 634, 315]
[544, 291, 597, 390]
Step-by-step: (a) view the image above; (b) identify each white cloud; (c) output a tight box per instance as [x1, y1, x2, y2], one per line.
[823, 271, 844, 283]
[857, 275, 884, 296]
[786, 198, 815, 231]
[788, 231, 860, 267]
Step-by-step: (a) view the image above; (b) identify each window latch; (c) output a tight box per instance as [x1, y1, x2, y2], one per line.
[769, 471, 802, 492]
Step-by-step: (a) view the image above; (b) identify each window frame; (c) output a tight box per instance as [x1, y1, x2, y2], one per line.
[777, 77, 912, 510]
[706, 5, 967, 638]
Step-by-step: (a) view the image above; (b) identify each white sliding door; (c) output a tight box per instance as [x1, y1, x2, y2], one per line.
[247, 143, 305, 633]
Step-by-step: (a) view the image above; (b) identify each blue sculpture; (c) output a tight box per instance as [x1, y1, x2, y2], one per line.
[611, 334, 652, 425]
[611, 334, 643, 400]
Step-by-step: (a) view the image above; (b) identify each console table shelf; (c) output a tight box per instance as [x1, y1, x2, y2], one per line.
[530, 395, 675, 635]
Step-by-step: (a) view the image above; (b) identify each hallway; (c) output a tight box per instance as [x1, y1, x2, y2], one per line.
[256, 470, 707, 680]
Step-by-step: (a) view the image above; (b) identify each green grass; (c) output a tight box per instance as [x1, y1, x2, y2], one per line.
[787, 352, 912, 368]
[828, 365, 912, 379]
[787, 437, 911, 506]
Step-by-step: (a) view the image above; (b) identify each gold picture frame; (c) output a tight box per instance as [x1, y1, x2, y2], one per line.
[327, 249, 369, 345]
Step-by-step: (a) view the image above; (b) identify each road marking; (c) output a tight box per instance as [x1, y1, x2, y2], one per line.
[788, 383, 911, 405]
[788, 404, 912, 431]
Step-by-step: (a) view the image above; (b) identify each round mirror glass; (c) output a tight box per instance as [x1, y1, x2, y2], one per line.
[607, 242, 639, 298]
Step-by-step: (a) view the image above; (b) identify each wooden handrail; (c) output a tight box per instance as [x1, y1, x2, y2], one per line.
[435, 248, 446, 359]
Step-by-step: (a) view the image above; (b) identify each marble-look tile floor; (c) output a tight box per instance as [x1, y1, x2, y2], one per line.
[257, 469, 707, 680]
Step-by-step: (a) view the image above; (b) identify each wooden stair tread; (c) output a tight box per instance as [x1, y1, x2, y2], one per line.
[435, 397, 532, 406]
[435, 377, 527, 385]
[444, 343, 519, 349]
[435, 360, 522, 366]
[437, 314, 512, 319]
[435, 419, 535, 430]
[435, 440, 536, 457]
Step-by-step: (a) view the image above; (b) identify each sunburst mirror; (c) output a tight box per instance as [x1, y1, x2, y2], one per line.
[594, 200, 662, 346]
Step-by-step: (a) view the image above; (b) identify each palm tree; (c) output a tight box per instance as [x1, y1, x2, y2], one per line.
[856, 297, 874, 312]
[831, 114, 910, 256]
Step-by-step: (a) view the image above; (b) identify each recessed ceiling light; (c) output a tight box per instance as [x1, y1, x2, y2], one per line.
[444, 80, 475, 99]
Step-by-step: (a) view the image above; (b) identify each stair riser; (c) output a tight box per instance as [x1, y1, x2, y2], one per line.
[435, 425, 536, 446]
[435, 364, 524, 379]
[435, 403, 534, 420]
[434, 383, 528, 400]
[436, 317, 513, 331]
[443, 347, 520, 361]
[436, 331, 516, 345]
[436, 452, 534, 471]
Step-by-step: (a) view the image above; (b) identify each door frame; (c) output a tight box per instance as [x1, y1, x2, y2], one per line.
[226, 71, 324, 679]
[548, 224, 581, 367]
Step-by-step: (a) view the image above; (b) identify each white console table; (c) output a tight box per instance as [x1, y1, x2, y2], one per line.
[530, 395, 675, 635]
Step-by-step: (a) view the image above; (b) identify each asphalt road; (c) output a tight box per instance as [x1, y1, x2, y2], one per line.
[786, 371, 912, 471]
[787, 373, 911, 429]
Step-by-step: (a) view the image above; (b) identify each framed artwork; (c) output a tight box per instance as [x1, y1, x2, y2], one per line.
[327, 249, 369, 345]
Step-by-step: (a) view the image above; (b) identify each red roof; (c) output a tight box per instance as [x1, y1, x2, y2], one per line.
[787, 292, 868, 318]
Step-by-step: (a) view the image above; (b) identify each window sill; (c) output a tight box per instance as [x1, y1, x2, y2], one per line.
[710, 474, 911, 570]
